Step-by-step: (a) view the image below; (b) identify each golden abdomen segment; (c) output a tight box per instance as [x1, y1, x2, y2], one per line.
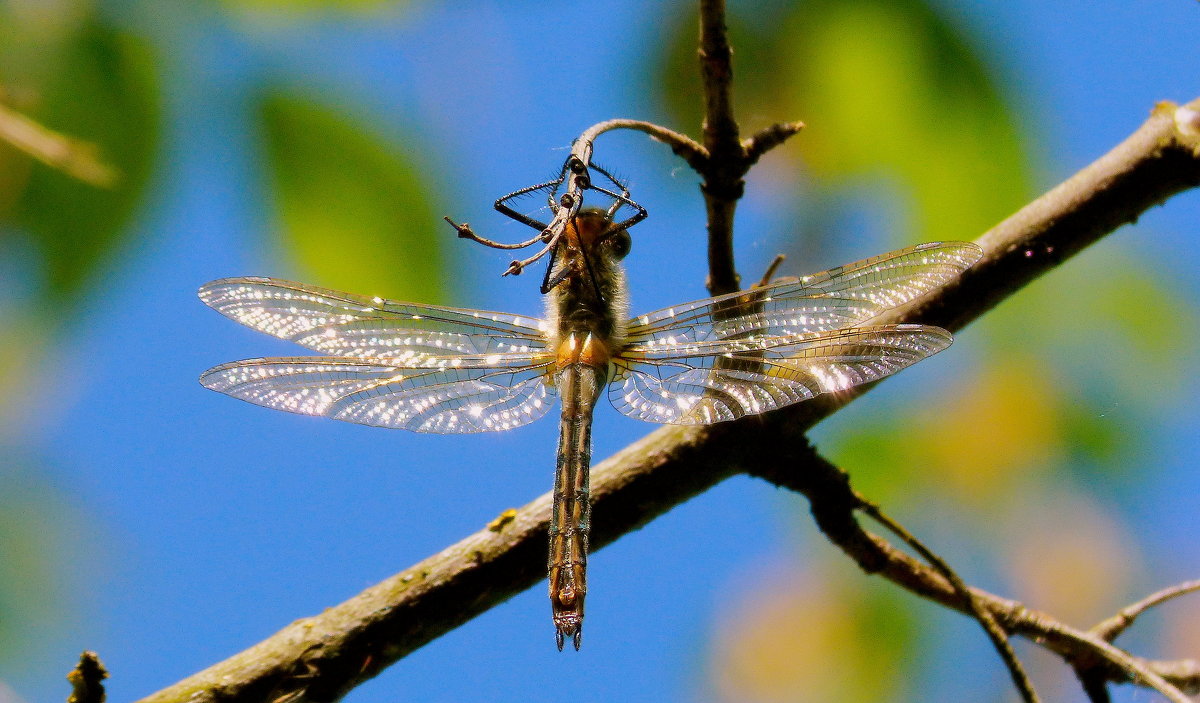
[555, 330, 613, 369]
[548, 332, 609, 650]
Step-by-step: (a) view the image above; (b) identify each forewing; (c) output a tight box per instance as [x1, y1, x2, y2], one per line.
[610, 325, 952, 425]
[200, 352, 557, 433]
[625, 242, 981, 345]
[199, 277, 548, 360]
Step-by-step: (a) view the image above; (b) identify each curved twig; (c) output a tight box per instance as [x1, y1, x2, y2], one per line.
[861, 503, 1040, 703]
[1076, 579, 1200, 701]
[576, 118, 708, 172]
[1092, 579, 1200, 642]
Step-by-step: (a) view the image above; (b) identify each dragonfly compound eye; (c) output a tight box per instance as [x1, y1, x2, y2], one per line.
[607, 230, 632, 260]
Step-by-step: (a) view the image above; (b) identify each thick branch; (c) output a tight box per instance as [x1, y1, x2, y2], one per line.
[137, 100, 1200, 703]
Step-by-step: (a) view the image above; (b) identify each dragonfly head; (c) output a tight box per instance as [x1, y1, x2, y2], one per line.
[546, 207, 631, 301]
[565, 207, 632, 260]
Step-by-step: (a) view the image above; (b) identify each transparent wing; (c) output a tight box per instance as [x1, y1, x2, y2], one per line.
[200, 352, 557, 433]
[198, 277, 549, 361]
[624, 242, 981, 345]
[610, 325, 952, 425]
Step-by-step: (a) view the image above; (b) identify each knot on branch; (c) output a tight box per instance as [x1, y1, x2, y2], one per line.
[700, 177, 745, 201]
[67, 651, 108, 703]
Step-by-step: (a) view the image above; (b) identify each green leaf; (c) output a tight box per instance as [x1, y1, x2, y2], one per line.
[219, 0, 412, 20]
[770, 0, 1032, 242]
[257, 90, 445, 303]
[8, 21, 161, 303]
[0, 459, 78, 667]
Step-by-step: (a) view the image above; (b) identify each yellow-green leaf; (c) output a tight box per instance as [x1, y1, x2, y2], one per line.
[771, 0, 1031, 242]
[257, 90, 445, 303]
[6, 22, 161, 303]
[219, 0, 413, 22]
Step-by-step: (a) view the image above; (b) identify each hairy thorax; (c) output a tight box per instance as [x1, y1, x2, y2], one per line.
[545, 211, 629, 366]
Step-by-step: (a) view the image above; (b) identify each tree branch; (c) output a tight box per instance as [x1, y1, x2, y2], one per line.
[135, 98, 1200, 703]
[575, 118, 708, 173]
[1076, 579, 1200, 700]
[1092, 579, 1200, 642]
[66, 651, 108, 703]
[696, 0, 806, 296]
[697, 0, 743, 295]
[750, 446, 1197, 703]
[860, 503, 1039, 702]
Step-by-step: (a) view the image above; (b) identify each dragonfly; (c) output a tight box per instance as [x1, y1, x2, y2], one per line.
[198, 208, 982, 650]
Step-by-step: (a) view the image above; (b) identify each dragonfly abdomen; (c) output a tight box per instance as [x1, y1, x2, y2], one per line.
[548, 352, 606, 651]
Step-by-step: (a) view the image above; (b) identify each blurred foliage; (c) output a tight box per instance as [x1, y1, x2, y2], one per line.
[0, 19, 160, 304]
[709, 567, 920, 703]
[656, 0, 1198, 699]
[1000, 487, 1137, 623]
[660, 0, 1029, 245]
[0, 102, 117, 186]
[258, 90, 446, 302]
[0, 0, 1189, 699]
[0, 4, 161, 681]
[0, 0, 449, 687]
[219, 0, 408, 16]
[834, 354, 1064, 508]
[0, 462, 75, 667]
[984, 247, 1198, 414]
[216, 0, 417, 29]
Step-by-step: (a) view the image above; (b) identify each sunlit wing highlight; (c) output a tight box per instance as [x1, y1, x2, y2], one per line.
[199, 277, 548, 360]
[200, 353, 556, 433]
[609, 325, 952, 424]
[624, 242, 981, 345]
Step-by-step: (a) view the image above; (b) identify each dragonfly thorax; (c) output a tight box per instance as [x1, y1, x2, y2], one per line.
[546, 209, 630, 358]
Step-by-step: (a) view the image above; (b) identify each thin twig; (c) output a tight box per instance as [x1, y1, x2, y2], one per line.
[694, 3, 806, 296]
[66, 651, 108, 703]
[1076, 579, 1200, 701]
[750, 448, 1195, 703]
[1079, 674, 1112, 703]
[861, 502, 1040, 703]
[1092, 579, 1200, 642]
[0, 102, 118, 187]
[576, 118, 708, 172]
[754, 253, 786, 287]
[743, 121, 805, 165]
[135, 98, 1200, 703]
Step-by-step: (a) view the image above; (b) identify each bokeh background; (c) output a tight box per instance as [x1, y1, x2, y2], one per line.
[1, 1, 1198, 701]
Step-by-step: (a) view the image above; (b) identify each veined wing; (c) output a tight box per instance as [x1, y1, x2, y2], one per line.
[199, 277, 549, 361]
[200, 352, 556, 433]
[624, 242, 981, 346]
[610, 325, 952, 425]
